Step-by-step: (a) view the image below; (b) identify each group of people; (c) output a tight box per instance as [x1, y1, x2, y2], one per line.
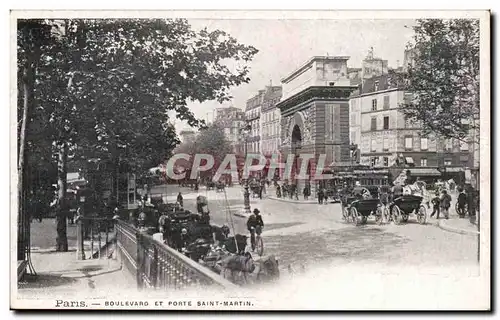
[274, 182, 301, 200]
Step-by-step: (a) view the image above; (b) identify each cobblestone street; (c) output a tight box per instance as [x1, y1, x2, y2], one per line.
[177, 185, 479, 273]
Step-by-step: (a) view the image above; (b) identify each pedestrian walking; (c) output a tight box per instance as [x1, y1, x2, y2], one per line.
[303, 185, 311, 200]
[318, 188, 324, 204]
[177, 192, 184, 208]
[323, 190, 328, 204]
[430, 192, 441, 219]
[456, 187, 467, 218]
[276, 184, 282, 198]
[440, 189, 452, 219]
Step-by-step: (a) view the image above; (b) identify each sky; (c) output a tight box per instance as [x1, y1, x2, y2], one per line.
[173, 19, 416, 133]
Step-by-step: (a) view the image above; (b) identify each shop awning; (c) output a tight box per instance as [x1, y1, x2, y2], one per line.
[445, 167, 465, 173]
[408, 168, 442, 177]
[405, 157, 414, 164]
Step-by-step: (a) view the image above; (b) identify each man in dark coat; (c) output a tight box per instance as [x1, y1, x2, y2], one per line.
[317, 188, 324, 204]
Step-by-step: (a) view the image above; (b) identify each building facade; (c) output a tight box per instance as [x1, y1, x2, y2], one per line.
[260, 86, 283, 156]
[361, 48, 388, 82]
[213, 106, 246, 153]
[245, 91, 264, 154]
[278, 56, 357, 193]
[350, 74, 474, 180]
[179, 130, 196, 143]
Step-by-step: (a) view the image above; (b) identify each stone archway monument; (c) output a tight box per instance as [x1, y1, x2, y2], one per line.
[278, 86, 357, 196]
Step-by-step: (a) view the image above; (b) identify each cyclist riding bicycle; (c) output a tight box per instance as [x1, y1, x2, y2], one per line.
[246, 208, 264, 251]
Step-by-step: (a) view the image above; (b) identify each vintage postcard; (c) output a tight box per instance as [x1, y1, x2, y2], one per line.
[10, 10, 490, 310]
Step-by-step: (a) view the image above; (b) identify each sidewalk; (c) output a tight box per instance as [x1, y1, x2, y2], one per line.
[18, 249, 136, 300]
[268, 196, 337, 205]
[436, 217, 480, 235]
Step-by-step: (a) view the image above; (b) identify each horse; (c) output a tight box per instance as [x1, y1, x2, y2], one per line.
[219, 253, 280, 285]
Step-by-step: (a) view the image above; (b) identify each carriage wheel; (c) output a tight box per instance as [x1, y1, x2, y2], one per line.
[350, 207, 361, 226]
[391, 205, 402, 225]
[383, 206, 391, 222]
[341, 204, 349, 222]
[255, 236, 264, 256]
[375, 207, 384, 225]
[416, 205, 427, 225]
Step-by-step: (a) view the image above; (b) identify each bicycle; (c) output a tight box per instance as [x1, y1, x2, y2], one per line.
[250, 226, 264, 256]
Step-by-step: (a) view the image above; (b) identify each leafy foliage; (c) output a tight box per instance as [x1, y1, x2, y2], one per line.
[173, 124, 234, 173]
[401, 19, 479, 142]
[19, 18, 258, 179]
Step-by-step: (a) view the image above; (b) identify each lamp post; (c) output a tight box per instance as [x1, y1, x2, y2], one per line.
[241, 124, 252, 214]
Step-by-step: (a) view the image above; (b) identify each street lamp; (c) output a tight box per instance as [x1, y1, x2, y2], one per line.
[241, 123, 252, 214]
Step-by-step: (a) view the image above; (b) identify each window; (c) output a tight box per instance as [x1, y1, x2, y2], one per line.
[351, 131, 357, 144]
[405, 117, 412, 128]
[371, 117, 377, 131]
[383, 137, 389, 151]
[460, 141, 469, 151]
[421, 158, 428, 167]
[371, 99, 377, 111]
[383, 157, 389, 167]
[374, 81, 379, 91]
[371, 139, 376, 152]
[383, 95, 390, 109]
[405, 136, 413, 150]
[383, 116, 389, 130]
[371, 157, 377, 167]
[445, 139, 453, 151]
[421, 138, 428, 151]
[444, 158, 452, 166]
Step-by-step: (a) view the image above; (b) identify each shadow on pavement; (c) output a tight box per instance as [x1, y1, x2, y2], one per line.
[19, 274, 78, 289]
[265, 222, 304, 232]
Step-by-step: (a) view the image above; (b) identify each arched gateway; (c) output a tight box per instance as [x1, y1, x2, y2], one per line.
[278, 86, 357, 198]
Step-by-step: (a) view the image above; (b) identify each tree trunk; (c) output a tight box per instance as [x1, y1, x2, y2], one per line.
[17, 58, 33, 261]
[56, 142, 69, 251]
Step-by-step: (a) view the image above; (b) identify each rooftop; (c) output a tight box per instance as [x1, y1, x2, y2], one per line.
[281, 56, 350, 84]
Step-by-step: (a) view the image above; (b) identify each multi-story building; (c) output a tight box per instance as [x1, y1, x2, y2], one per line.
[350, 73, 474, 181]
[277, 56, 357, 193]
[361, 48, 388, 82]
[245, 91, 264, 154]
[179, 130, 196, 143]
[213, 106, 246, 153]
[260, 86, 283, 156]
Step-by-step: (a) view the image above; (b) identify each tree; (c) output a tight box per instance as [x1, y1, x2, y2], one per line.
[18, 18, 258, 251]
[401, 19, 479, 143]
[17, 19, 60, 258]
[172, 124, 234, 180]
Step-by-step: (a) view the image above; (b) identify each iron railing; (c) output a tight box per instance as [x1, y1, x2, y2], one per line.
[77, 216, 116, 260]
[115, 219, 236, 291]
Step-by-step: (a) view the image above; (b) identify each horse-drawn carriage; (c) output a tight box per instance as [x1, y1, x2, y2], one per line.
[340, 186, 384, 226]
[390, 194, 427, 225]
[206, 181, 216, 191]
[215, 181, 225, 192]
[250, 182, 261, 198]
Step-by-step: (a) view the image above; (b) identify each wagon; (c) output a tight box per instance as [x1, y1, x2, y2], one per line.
[390, 195, 427, 225]
[216, 182, 225, 192]
[340, 196, 357, 223]
[349, 198, 381, 226]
